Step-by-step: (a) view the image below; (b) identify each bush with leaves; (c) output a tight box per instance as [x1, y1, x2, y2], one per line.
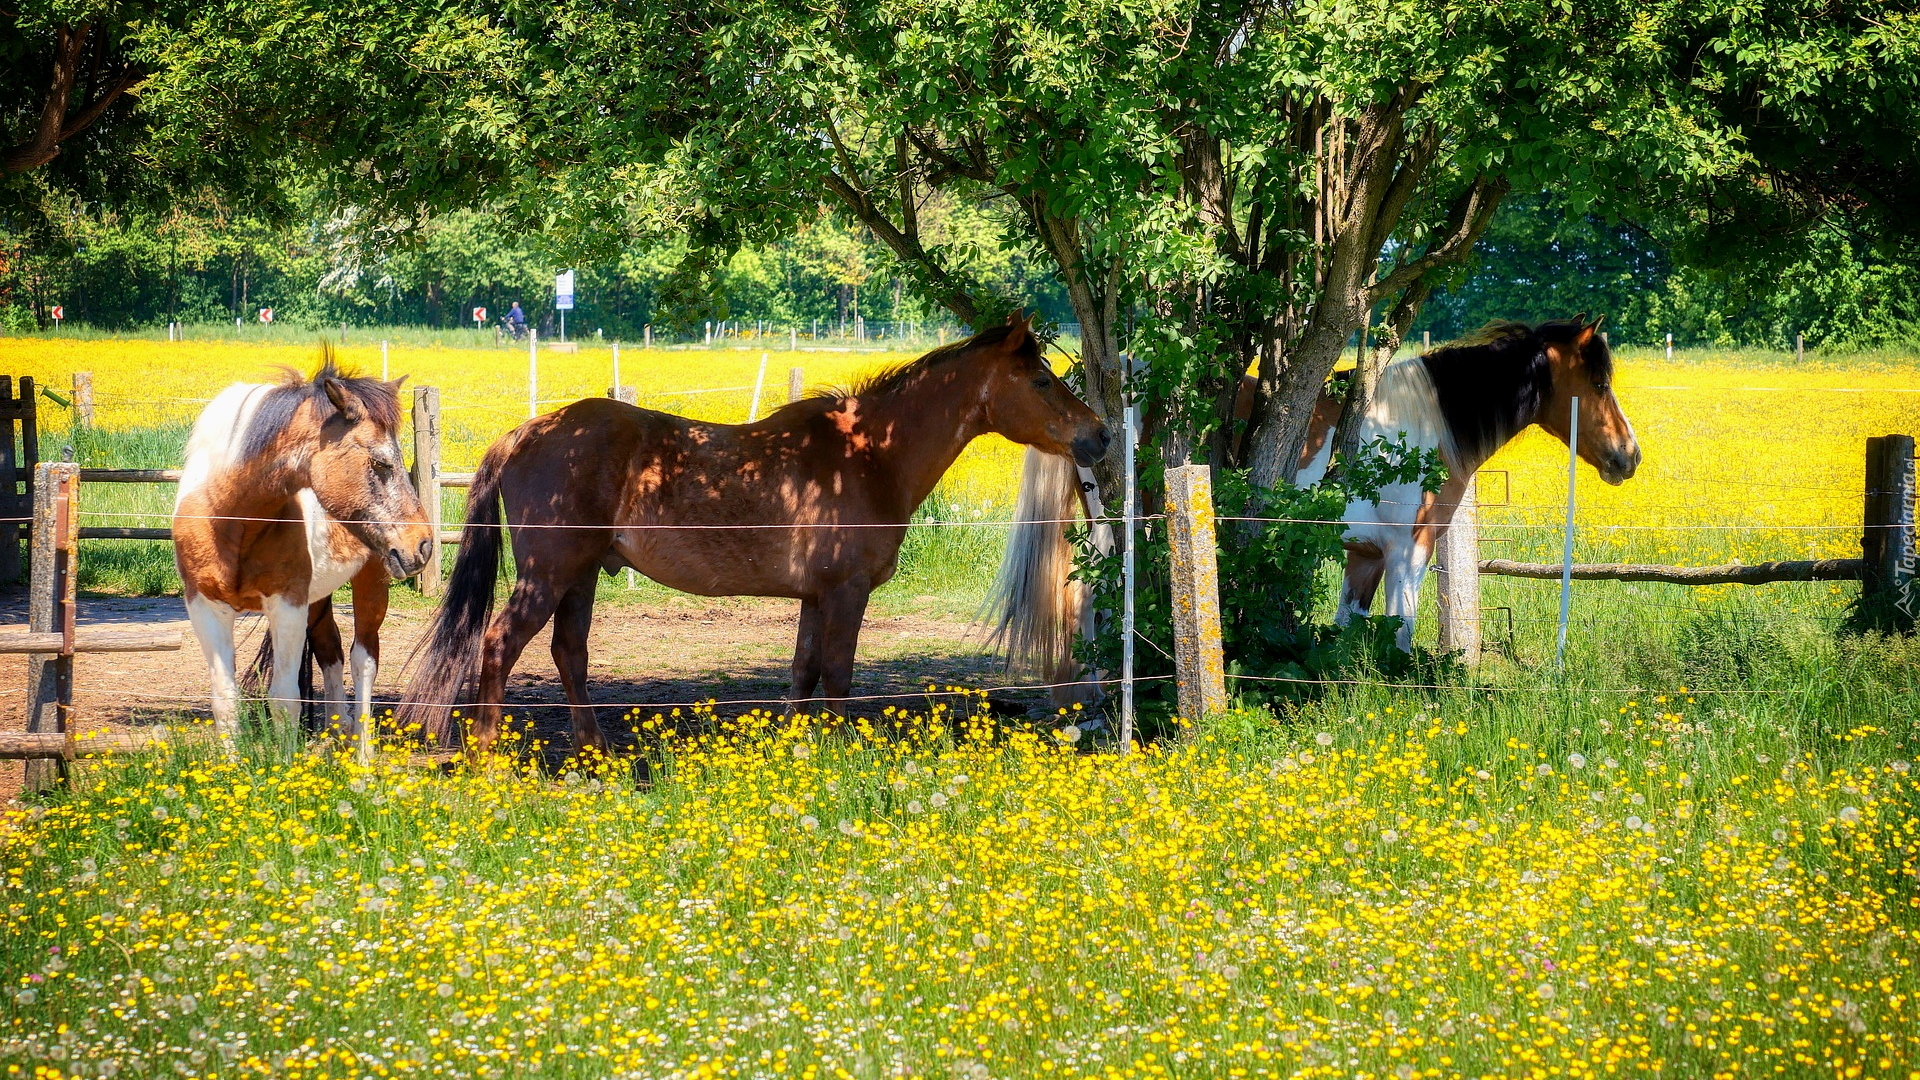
[1075, 435, 1452, 727]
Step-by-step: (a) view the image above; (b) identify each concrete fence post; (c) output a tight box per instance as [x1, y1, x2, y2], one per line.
[1164, 464, 1228, 721]
[72, 373, 94, 430]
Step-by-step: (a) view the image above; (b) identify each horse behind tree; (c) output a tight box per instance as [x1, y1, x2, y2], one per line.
[400, 316, 1110, 756]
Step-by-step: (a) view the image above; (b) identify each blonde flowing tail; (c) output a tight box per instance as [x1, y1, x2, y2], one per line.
[983, 448, 1108, 706]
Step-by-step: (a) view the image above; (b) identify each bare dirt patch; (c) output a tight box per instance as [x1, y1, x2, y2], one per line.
[0, 586, 1041, 798]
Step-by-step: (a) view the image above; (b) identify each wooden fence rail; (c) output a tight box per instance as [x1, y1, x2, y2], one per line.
[1477, 558, 1866, 586]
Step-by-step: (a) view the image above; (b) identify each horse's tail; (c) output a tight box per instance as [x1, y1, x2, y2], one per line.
[983, 447, 1088, 689]
[398, 438, 512, 745]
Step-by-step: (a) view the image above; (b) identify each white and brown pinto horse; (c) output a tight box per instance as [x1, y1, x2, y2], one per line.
[173, 355, 435, 756]
[989, 316, 1641, 687]
[1294, 316, 1640, 650]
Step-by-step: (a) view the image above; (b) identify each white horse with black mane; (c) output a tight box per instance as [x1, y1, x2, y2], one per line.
[990, 315, 1642, 687]
[172, 350, 435, 757]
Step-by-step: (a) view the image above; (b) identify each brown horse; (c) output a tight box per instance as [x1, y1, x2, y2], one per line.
[174, 354, 435, 759]
[401, 316, 1109, 755]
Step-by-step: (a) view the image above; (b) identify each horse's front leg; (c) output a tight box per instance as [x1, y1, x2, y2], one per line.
[1379, 540, 1433, 653]
[816, 580, 873, 719]
[785, 598, 824, 716]
[348, 561, 391, 763]
[261, 594, 310, 738]
[185, 594, 240, 743]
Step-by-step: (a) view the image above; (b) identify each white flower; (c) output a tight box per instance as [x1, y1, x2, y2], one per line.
[906, 800, 925, 815]
[1891, 760, 1911, 774]
[1536, 982, 1556, 1000]
[1567, 753, 1587, 769]
[971, 932, 991, 948]
[1838, 806, 1862, 825]
[1536, 764, 1553, 777]
[1625, 815, 1643, 831]
[13, 989, 35, 1006]
[1772, 828, 1789, 843]
[436, 983, 455, 998]
[798, 815, 819, 831]
[838, 819, 858, 836]
[1475, 770, 1491, 781]
[791, 743, 812, 759]
[1057, 725, 1082, 744]
[335, 802, 354, 818]
[1315, 732, 1335, 747]
[1380, 829, 1399, 844]
[929, 793, 949, 809]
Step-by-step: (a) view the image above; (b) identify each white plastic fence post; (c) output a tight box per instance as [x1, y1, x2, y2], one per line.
[612, 341, 620, 394]
[528, 329, 539, 419]
[1665, 332, 1673, 360]
[790, 326, 797, 351]
[748, 353, 769, 422]
[381, 339, 390, 381]
[1120, 403, 1137, 752]
[1556, 396, 1579, 668]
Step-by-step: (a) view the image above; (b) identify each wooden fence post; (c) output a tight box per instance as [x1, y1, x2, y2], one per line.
[72, 372, 94, 429]
[25, 462, 77, 790]
[1435, 475, 1481, 662]
[1164, 464, 1228, 720]
[411, 387, 443, 596]
[788, 367, 804, 404]
[1862, 434, 1917, 632]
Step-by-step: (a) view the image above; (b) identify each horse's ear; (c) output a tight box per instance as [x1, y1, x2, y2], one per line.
[1572, 312, 1590, 328]
[322, 378, 363, 424]
[1003, 310, 1031, 351]
[387, 375, 410, 394]
[1573, 323, 1597, 350]
[1589, 313, 1607, 333]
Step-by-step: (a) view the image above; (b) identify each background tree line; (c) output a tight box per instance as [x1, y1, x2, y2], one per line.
[7, 186, 1913, 351]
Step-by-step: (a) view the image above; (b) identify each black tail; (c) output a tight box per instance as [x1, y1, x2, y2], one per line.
[398, 439, 513, 745]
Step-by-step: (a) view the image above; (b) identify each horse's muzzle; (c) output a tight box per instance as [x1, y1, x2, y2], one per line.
[1071, 425, 1112, 467]
[386, 537, 433, 579]
[1599, 448, 1640, 486]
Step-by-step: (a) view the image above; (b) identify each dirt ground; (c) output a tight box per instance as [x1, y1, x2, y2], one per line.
[0, 586, 1044, 799]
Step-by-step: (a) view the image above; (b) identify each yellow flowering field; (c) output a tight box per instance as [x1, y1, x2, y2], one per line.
[2, 700, 1916, 1080]
[0, 338, 1025, 505]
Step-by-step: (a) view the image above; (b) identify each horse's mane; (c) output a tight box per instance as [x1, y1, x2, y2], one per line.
[822, 323, 1038, 401]
[1419, 318, 1611, 463]
[240, 345, 401, 461]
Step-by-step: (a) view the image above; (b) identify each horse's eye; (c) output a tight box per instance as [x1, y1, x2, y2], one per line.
[371, 459, 394, 475]
[1032, 375, 1052, 389]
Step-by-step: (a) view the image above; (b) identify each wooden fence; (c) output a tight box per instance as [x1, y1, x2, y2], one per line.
[0, 462, 184, 788]
[11, 365, 1915, 736]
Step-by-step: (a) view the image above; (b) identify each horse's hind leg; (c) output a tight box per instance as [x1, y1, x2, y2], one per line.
[471, 577, 568, 757]
[550, 570, 609, 757]
[307, 597, 347, 738]
[348, 562, 390, 763]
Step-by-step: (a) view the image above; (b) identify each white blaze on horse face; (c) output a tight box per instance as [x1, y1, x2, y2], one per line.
[296, 489, 369, 604]
[185, 595, 240, 740]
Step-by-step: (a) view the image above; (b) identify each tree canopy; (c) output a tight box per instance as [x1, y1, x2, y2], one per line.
[42, 0, 1920, 487]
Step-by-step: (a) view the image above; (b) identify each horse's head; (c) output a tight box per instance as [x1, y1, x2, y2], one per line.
[1536, 315, 1640, 485]
[308, 372, 436, 579]
[975, 314, 1110, 466]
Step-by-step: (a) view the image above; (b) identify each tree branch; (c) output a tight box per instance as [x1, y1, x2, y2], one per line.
[1367, 174, 1509, 303]
[3, 24, 90, 173]
[820, 171, 982, 325]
